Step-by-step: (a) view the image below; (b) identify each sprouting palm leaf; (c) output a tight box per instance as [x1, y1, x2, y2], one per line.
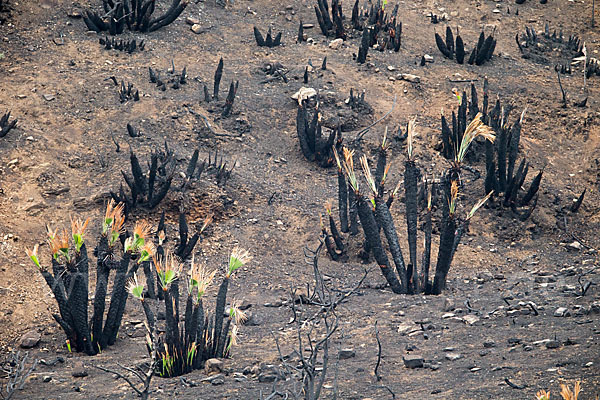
[228, 247, 251, 277]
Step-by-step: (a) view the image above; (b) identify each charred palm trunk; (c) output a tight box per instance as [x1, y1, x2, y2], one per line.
[101, 252, 131, 349]
[356, 195, 403, 293]
[212, 276, 229, 357]
[431, 214, 456, 295]
[374, 196, 408, 292]
[404, 161, 418, 291]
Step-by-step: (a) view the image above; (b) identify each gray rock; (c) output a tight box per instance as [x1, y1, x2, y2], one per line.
[205, 358, 223, 374]
[201, 374, 224, 383]
[72, 363, 88, 378]
[211, 377, 225, 385]
[483, 340, 495, 348]
[339, 349, 355, 359]
[546, 340, 560, 349]
[258, 364, 282, 382]
[19, 330, 41, 349]
[445, 353, 462, 361]
[403, 355, 424, 369]
[43, 94, 55, 101]
[43, 376, 52, 382]
[443, 298, 455, 312]
[258, 373, 278, 382]
[233, 372, 247, 382]
[554, 307, 569, 317]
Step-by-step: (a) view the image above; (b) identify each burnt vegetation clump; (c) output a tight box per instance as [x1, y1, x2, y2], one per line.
[438, 78, 542, 220]
[83, 0, 188, 35]
[356, 1, 403, 63]
[253, 27, 282, 47]
[99, 37, 145, 53]
[0, 110, 17, 138]
[516, 23, 583, 66]
[26, 205, 155, 355]
[324, 117, 494, 295]
[201, 58, 239, 119]
[435, 26, 496, 65]
[149, 60, 187, 91]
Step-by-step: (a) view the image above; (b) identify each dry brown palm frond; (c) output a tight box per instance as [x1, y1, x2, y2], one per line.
[407, 117, 417, 159]
[467, 191, 494, 220]
[560, 381, 581, 400]
[360, 155, 377, 195]
[455, 113, 495, 165]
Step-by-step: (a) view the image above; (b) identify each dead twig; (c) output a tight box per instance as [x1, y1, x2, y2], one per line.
[353, 95, 397, 143]
[557, 70, 567, 108]
[2, 351, 37, 400]
[374, 321, 382, 381]
[505, 378, 526, 390]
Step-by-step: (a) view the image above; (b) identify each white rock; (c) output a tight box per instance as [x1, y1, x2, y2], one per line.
[328, 38, 343, 49]
[462, 315, 480, 325]
[554, 307, 569, 317]
[399, 74, 421, 83]
[291, 87, 317, 104]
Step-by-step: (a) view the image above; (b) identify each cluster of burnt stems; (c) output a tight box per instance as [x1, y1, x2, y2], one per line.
[317, 79, 545, 295]
[99, 37, 145, 53]
[201, 58, 239, 118]
[516, 24, 583, 59]
[253, 27, 282, 48]
[118, 80, 140, 103]
[111, 143, 234, 218]
[37, 206, 238, 377]
[36, 224, 134, 356]
[135, 213, 241, 378]
[0, 110, 17, 138]
[323, 133, 474, 295]
[84, 0, 187, 34]
[296, 99, 343, 168]
[296, 89, 366, 167]
[149, 62, 187, 91]
[436, 26, 496, 66]
[356, 1, 403, 63]
[441, 78, 542, 221]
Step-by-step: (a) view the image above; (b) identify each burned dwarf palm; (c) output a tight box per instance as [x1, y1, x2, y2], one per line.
[314, 0, 346, 39]
[148, 61, 187, 91]
[516, 24, 583, 66]
[201, 58, 239, 118]
[484, 106, 542, 220]
[111, 144, 175, 217]
[356, 1, 403, 63]
[436, 27, 496, 66]
[296, 99, 343, 167]
[253, 27, 282, 47]
[129, 246, 251, 377]
[84, 0, 188, 35]
[0, 110, 17, 138]
[438, 79, 543, 220]
[99, 37, 145, 53]
[26, 202, 154, 355]
[333, 119, 492, 295]
[119, 81, 140, 103]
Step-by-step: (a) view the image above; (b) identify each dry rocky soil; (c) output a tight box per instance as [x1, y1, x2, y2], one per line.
[0, 0, 599, 398]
